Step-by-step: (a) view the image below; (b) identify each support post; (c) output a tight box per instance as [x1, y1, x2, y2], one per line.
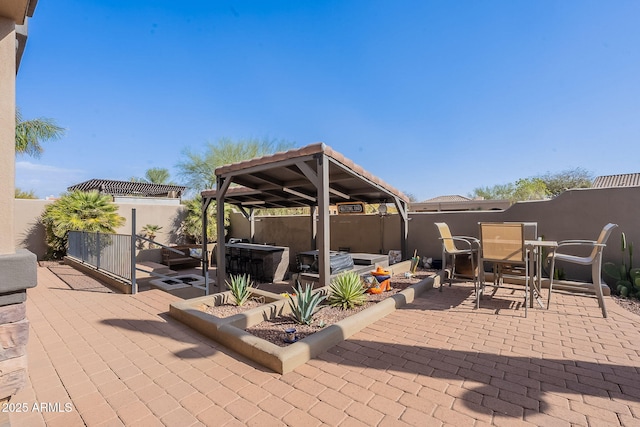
[96, 232, 101, 270]
[393, 197, 409, 261]
[238, 206, 255, 243]
[249, 208, 255, 243]
[310, 206, 317, 250]
[317, 155, 330, 287]
[202, 197, 212, 294]
[131, 208, 137, 294]
[215, 176, 232, 294]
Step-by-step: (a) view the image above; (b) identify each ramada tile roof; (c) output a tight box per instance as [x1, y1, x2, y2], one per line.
[213, 142, 410, 205]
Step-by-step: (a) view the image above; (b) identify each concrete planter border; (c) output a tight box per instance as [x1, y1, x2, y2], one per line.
[170, 261, 442, 373]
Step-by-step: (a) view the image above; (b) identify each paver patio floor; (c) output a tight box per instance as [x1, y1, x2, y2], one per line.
[9, 265, 640, 426]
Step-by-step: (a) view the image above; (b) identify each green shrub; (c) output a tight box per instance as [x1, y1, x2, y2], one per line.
[41, 190, 125, 259]
[225, 274, 254, 306]
[328, 271, 367, 310]
[181, 196, 230, 244]
[288, 281, 326, 325]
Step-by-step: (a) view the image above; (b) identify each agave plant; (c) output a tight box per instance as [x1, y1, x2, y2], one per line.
[328, 271, 367, 310]
[225, 274, 254, 306]
[288, 281, 326, 325]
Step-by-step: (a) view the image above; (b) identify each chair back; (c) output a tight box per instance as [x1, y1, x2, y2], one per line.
[589, 223, 618, 260]
[479, 222, 526, 263]
[435, 222, 457, 253]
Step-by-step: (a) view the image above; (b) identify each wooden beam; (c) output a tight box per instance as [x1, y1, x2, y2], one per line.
[201, 196, 213, 292]
[393, 196, 409, 261]
[218, 155, 317, 180]
[329, 186, 350, 200]
[294, 160, 320, 188]
[282, 187, 316, 202]
[310, 206, 317, 250]
[215, 176, 231, 294]
[327, 157, 406, 203]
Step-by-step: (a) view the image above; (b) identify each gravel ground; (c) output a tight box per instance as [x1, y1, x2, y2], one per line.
[204, 270, 435, 347]
[611, 294, 640, 316]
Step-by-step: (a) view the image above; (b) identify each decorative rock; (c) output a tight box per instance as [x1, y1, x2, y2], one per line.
[0, 319, 29, 362]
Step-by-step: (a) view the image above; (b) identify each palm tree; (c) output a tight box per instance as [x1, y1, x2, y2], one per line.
[41, 190, 125, 258]
[130, 168, 174, 185]
[181, 196, 230, 244]
[141, 224, 163, 248]
[15, 107, 65, 157]
[15, 188, 37, 199]
[144, 168, 172, 184]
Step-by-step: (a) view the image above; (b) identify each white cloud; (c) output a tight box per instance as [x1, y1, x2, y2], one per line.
[15, 161, 86, 199]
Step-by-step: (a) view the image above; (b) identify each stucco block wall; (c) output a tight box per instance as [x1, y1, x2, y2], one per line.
[14, 199, 50, 259]
[15, 186, 640, 284]
[229, 187, 640, 284]
[229, 212, 403, 265]
[14, 199, 186, 259]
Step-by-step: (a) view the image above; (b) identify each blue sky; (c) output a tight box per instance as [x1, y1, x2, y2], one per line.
[15, 0, 640, 200]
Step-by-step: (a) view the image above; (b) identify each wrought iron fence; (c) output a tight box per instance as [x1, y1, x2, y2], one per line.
[67, 231, 132, 281]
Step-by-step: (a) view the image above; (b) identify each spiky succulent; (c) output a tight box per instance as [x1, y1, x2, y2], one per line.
[328, 271, 367, 309]
[288, 281, 326, 325]
[225, 274, 254, 306]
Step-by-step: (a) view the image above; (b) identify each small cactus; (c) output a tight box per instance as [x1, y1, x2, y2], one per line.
[604, 232, 639, 299]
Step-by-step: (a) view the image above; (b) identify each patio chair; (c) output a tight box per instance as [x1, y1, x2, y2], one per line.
[478, 222, 531, 316]
[547, 223, 618, 318]
[434, 222, 480, 300]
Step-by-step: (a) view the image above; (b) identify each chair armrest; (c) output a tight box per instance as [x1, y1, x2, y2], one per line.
[440, 236, 480, 250]
[556, 240, 604, 249]
[454, 236, 480, 250]
[547, 240, 605, 260]
[455, 235, 480, 244]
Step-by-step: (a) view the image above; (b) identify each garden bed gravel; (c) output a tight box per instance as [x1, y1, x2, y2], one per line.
[246, 270, 434, 347]
[611, 295, 640, 316]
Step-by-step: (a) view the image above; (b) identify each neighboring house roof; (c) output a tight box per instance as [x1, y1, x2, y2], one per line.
[421, 195, 471, 203]
[411, 194, 510, 212]
[67, 179, 186, 198]
[592, 173, 640, 188]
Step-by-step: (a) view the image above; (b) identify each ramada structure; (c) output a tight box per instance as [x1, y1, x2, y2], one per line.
[200, 143, 411, 292]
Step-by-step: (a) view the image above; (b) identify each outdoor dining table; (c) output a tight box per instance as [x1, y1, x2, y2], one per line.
[525, 239, 558, 309]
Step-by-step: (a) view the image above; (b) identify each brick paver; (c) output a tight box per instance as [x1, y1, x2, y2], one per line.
[8, 265, 640, 425]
